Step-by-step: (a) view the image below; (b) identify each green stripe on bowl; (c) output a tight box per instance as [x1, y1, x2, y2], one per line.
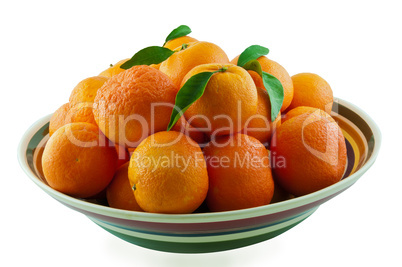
[94, 216, 310, 253]
[89, 207, 318, 244]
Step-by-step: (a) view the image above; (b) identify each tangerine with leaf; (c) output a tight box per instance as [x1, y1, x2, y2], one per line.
[168, 63, 258, 137]
[231, 52, 293, 113]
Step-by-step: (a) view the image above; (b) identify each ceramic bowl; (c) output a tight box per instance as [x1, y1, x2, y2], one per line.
[18, 98, 381, 253]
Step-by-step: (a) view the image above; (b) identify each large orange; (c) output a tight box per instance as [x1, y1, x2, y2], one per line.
[49, 103, 70, 136]
[231, 55, 294, 112]
[203, 133, 275, 212]
[159, 41, 229, 87]
[270, 110, 347, 196]
[182, 63, 258, 137]
[287, 73, 333, 114]
[42, 122, 118, 198]
[242, 70, 281, 146]
[128, 131, 208, 214]
[106, 162, 143, 211]
[99, 59, 129, 78]
[93, 65, 178, 148]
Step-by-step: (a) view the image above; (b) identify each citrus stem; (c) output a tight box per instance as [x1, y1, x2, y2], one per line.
[216, 66, 228, 73]
[181, 43, 189, 51]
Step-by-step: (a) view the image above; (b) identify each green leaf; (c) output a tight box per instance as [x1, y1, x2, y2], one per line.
[242, 59, 263, 77]
[241, 58, 284, 120]
[237, 45, 270, 67]
[262, 71, 284, 121]
[167, 71, 215, 131]
[164, 25, 192, 46]
[120, 46, 175, 69]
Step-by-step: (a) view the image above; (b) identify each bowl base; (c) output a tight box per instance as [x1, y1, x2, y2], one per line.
[89, 207, 317, 253]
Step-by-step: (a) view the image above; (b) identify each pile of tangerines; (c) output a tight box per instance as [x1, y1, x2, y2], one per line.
[42, 26, 346, 214]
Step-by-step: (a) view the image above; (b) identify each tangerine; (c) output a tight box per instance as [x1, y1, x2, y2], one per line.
[203, 133, 275, 212]
[42, 122, 118, 198]
[128, 131, 208, 214]
[231, 55, 294, 112]
[93, 65, 178, 147]
[182, 63, 258, 137]
[106, 162, 143, 211]
[287, 73, 333, 114]
[159, 41, 229, 87]
[271, 110, 347, 196]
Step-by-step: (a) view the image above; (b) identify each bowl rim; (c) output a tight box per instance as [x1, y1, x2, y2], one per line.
[18, 98, 381, 223]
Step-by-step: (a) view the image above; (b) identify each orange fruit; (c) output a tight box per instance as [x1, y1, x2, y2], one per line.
[159, 41, 229, 87]
[282, 106, 326, 124]
[93, 65, 178, 148]
[151, 36, 199, 70]
[122, 115, 206, 151]
[270, 110, 347, 196]
[68, 76, 109, 126]
[69, 76, 109, 107]
[49, 103, 70, 136]
[50, 104, 128, 166]
[171, 115, 206, 145]
[128, 131, 208, 214]
[127, 147, 136, 157]
[106, 162, 143, 211]
[49, 102, 99, 138]
[99, 59, 129, 78]
[42, 122, 118, 198]
[287, 73, 333, 114]
[115, 144, 130, 167]
[182, 63, 258, 137]
[231, 55, 294, 112]
[66, 102, 98, 126]
[242, 70, 281, 146]
[164, 36, 198, 50]
[203, 133, 275, 212]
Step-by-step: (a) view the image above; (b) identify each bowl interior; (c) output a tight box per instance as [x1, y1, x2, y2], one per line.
[19, 98, 381, 223]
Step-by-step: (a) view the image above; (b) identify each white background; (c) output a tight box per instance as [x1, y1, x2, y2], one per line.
[3, 0, 401, 266]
